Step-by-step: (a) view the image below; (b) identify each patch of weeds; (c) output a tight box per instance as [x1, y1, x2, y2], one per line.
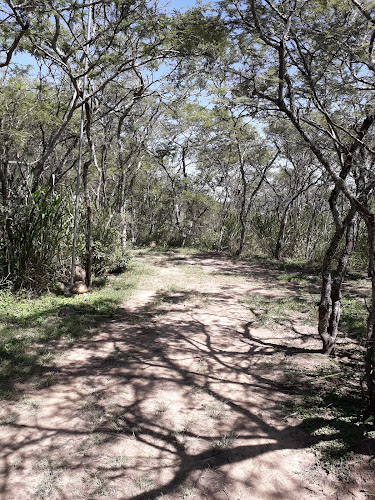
[195, 357, 209, 374]
[33, 470, 56, 500]
[33, 371, 56, 389]
[127, 312, 151, 324]
[192, 383, 210, 394]
[0, 388, 16, 400]
[98, 455, 127, 471]
[178, 418, 196, 434]
[106, 410, 127, 432]
[179, 482, 196, 499]
[311, 440, 355, 474]
[77, 438, 91, 455]
[32, 458, 64, 499]
[140, 324, 156, 335]
[32, 456, 66, 473]
[10, 457, 22, 469]
[77, 433, 108, 455]
[211, 432, 238, 450]
[61, 333, 75, 347]
[336, 460, 357, 483]
[19, 397, 40, 411]
[312, 438, 348, 459]
[155, 402, 169, 414]
[156, 247, 199, 258]
[282, 368, 306, 386]
[311, 424, 337, 437]
[202, 400, 227, 420]
[103, 346, 130, 365]
[168, 428, 187, 451]
[158, 289, 195, 305]
[281, 363, 343, 387]
[177, 247, 200, 256]
[0, 259, 146, 388]
[341, 297, 367, 340]
[79, 394, 106, 427]
[85, 475, 106, 499]
[244, 294, 315, 326]
[278, 272, 307, 283]
[0, 411, 18, 425]
[135, 477, 154, 491]
[278, 357, 373, 475]
[92, 432, 108, 445]
[172, 418, 196, 450]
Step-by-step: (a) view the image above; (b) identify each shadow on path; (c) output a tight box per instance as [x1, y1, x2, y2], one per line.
[0, 252, 370, 500]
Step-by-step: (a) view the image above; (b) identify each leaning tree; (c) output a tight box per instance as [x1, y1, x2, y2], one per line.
[217, 0, 375, 410]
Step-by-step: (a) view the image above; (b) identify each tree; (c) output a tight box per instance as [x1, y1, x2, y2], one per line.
[217, 0, 375, 409]
[0, 0, 30, 72]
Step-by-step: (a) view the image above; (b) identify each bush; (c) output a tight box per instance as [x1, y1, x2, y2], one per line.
[91, 210, 130, 275]
[0, 187, 72, 291]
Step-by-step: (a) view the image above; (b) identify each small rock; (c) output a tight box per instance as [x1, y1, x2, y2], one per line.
[70, 281, 88, 294]
[55, 282, 68, 295]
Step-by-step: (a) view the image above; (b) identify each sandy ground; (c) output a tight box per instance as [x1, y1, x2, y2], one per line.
[0, 252, 373, 499]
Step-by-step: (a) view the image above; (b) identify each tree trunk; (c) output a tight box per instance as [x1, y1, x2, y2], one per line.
[366, 216, 375, 412]
[305, 204, 318, 262]
[83, 160, 93, 288]
[319, 207, 356, 354]
[130, 201, 136, 245]
[326, 219, 355, 352]
[235, 140, 247, 257]
[120, 202, 127, 252]
[275, 207, 289, 260]
[85, 202, 93, 288]
[236, 220, 246, 256]
[217, 226, 224, 251]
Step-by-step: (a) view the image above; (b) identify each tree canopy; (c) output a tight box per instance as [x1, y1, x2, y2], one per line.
[1, 0, 375, 410]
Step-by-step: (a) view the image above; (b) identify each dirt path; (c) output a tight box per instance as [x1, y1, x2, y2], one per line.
[0, 252, 369, 499]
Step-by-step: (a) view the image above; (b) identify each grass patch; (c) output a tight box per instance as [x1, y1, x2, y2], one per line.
[85, 474, 106, 499]
[33, 470, 56, 499]
[244, 293, 316, 326]
[341, 297, 368, 341]
[246, 255, 320, 276]
[277, 272, 308, 283]
[202, 400, 227, 420]
[0, 260, 147, 395]
[134, 477, 154, 491]
[32, 456, 68, 499]
[0, 411, 18, 425]
[79, 393, 106, 427]
[179, 482, 196, 498]
[278, 358, 373, 473]
[97, 455, 127, 471]
[212, 432, 238, 450]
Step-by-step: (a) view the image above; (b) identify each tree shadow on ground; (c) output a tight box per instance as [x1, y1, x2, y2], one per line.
[0, 297, 316, 498]
[1, 253, 373, 499]
[158, 250, 370, 346]
[0, 282, 136, 395]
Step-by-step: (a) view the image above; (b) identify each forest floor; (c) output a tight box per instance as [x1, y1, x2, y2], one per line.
[1, 250, 375, 499]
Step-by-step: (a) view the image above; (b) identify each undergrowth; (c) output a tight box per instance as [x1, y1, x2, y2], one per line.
[243, 265, 374, 475]
[244, 293, 317, 326]
[279, 358, 374, 475]
[0, 258, 149, 396]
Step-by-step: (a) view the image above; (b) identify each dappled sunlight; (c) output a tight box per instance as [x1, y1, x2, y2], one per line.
[0, 253, 372, 499]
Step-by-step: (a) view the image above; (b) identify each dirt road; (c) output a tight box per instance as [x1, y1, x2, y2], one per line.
[0, 252, 371, 499]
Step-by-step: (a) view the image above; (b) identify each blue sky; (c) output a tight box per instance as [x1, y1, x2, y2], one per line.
[168, 0, 198, 10]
